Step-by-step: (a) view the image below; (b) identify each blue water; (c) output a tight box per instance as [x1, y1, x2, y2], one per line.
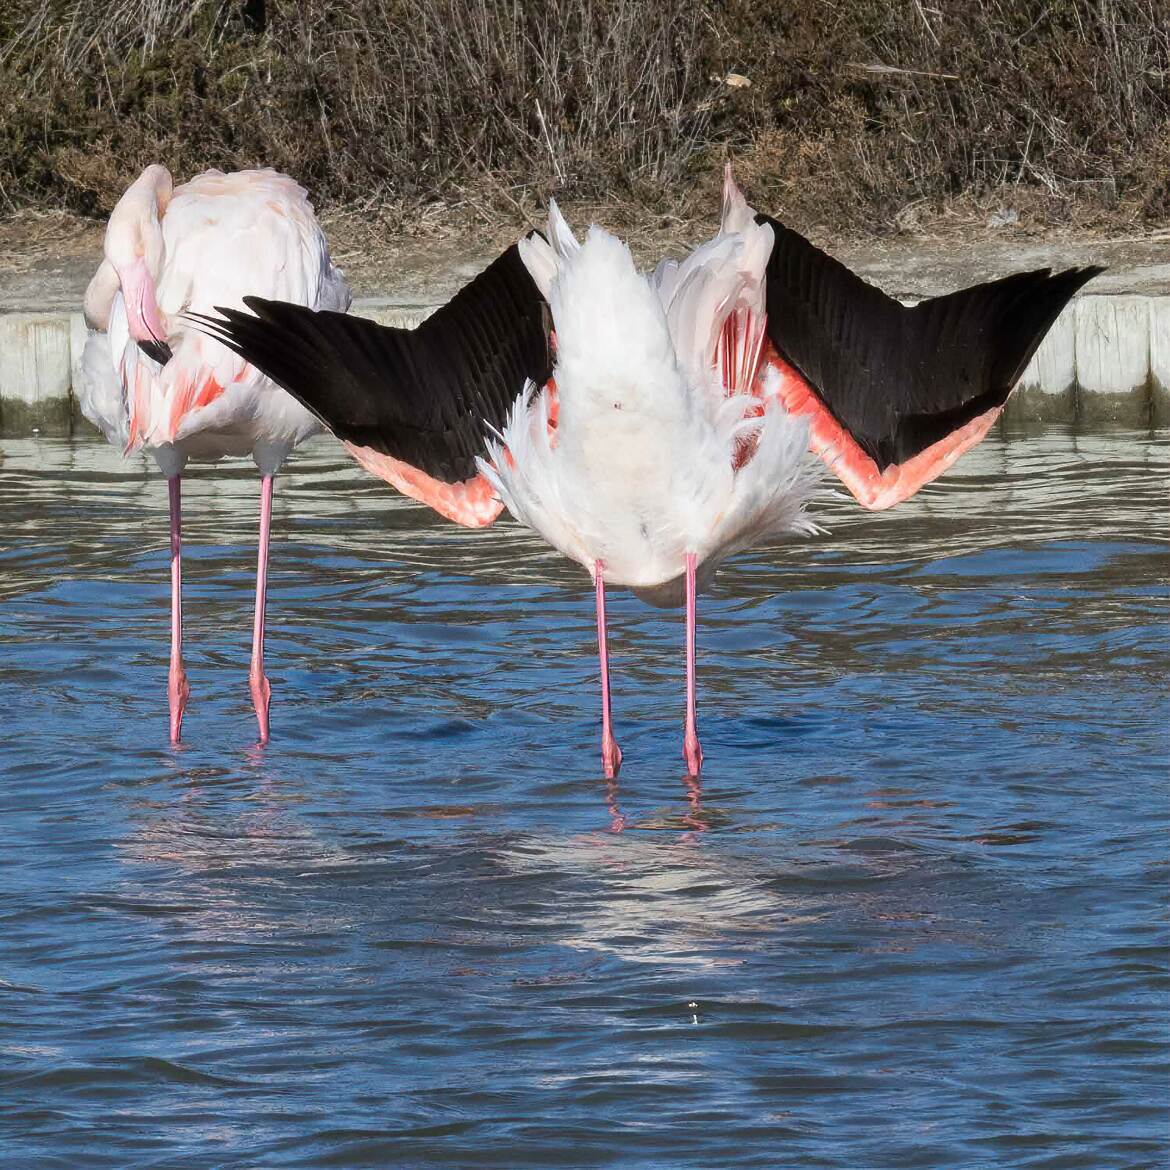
[1, 428, 1167, 1168]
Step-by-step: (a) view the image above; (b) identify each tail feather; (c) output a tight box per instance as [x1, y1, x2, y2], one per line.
[122, 331, 241, 450]
[720, 162, 756, 237]
[518, 204, 577, 301]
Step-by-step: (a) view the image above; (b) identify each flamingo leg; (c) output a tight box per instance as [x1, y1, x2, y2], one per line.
[594, 561, 622, 778]
[249, 474, 274, 744]
[683, 552, 703, 776]
[167, 475, 190, 744]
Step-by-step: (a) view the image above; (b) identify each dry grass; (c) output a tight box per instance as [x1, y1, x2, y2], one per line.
[0, 0, 1166, 235]
[715, 0, 1170, 231]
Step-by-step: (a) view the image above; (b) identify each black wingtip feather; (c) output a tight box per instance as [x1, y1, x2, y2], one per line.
[137, 338, 174, 365]
[757, 214, 1104, 467]
[186, 241, 551, 483]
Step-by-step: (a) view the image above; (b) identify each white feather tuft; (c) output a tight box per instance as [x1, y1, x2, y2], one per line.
[546, 199, 581, 259]
[482, 212, 820, 599]
[78, 328, 129, 449]
[519, 201, 582, 300]
[720, 162, 758, 235]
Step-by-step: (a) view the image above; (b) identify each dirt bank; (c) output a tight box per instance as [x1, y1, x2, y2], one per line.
[3, 197, 1168, 318]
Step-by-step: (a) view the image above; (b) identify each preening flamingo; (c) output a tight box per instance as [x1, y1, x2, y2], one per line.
[192, 169, 1100, 776]
[79, 165, 351, 744]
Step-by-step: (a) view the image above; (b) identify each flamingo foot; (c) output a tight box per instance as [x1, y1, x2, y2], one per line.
[602, 733, 623, 779]
[250, 668, 272, 745]
[168, 664, 190, 745]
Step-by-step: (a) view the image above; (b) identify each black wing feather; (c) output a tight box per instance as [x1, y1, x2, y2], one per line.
[137, 338, 174, 365]
[756, 214, 1103, 468]
[188, 240, 551, 483]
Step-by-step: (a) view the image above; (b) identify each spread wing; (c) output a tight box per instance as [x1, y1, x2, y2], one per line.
[755, 213, 1103, 507]
[188, 238, 552, 486]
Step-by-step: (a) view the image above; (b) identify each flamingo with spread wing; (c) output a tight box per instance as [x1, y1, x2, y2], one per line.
[192, 168, 1100, 776]
[80, 165, 351, 744]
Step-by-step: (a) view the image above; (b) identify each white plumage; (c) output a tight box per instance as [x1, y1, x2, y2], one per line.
[482, 204, 819, 607]
[77, 164, 350, 746]
[80, 166, 350, 477]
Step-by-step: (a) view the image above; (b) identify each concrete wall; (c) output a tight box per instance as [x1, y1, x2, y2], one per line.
[0, 297, 1165, 435]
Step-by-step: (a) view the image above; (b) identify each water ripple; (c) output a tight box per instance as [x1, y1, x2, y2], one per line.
[0, 427, 1167, 1168]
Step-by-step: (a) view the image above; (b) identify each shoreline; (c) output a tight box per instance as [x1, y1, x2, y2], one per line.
[1, 215, 1167, 434]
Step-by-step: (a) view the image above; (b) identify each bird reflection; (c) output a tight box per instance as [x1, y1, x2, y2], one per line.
[680, 771, 708, 839]
[116, 753, 354, 952]
[601, 773, 627, 833]
[495, 828, 788, 971]
[243, 740, 268, 768]
[594, 764, 711, 838]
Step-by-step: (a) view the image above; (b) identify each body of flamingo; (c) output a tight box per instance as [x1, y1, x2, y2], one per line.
[79, 165, 350, 744]
[193, 167, 1100, 776]
[480, 206, 820, 774]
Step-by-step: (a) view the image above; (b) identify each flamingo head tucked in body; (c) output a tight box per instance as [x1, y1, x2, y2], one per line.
[84, 164, 173, 351]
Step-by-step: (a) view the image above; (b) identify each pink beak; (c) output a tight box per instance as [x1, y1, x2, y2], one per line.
[119, 255, 167, 346]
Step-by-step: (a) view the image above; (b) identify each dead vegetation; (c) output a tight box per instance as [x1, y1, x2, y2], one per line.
[718, 0, 1170, 232]
[0, 0, 1166, 237]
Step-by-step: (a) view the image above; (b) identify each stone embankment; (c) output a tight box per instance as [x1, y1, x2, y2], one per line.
[1, 235, 1167, 433]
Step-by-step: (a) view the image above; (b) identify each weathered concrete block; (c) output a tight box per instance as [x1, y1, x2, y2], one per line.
[1074, 295, 1151, 425]
[3, 291, 1167, 436]
[1148, 298, 1170, 427]
[0, 312, 75, 433]
[1007, 303, 1077, 423]
[69, 311, 90, 421]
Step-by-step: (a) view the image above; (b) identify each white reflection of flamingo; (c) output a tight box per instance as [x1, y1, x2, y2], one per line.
[495, 831, 801, 972]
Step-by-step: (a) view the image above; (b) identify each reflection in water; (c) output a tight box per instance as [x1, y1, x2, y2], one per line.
[498, 832, 786, 970]
[681, 772, 708, 838]
[0, 427, 1167, 1169]
[601, 774, 627, 834]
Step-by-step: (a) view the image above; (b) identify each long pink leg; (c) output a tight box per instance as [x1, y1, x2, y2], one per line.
[683, 552, 703, 775]
[249, 474, 274, 744]
[167, 475, 190, 744]
[594, 561, 622, 778]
